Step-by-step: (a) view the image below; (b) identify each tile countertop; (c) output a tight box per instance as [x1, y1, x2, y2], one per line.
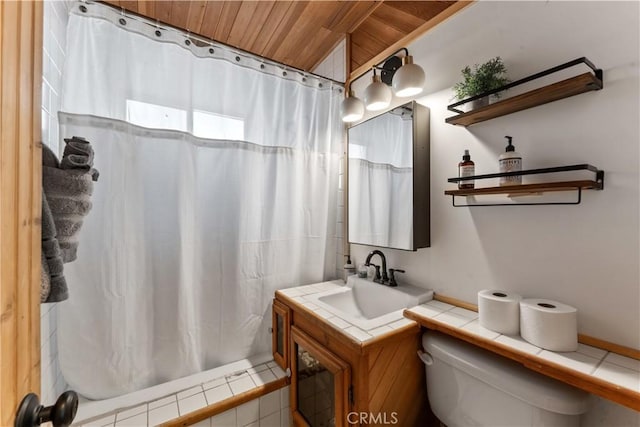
[277, 281, 639, 410]
[405, 300, 640, 412]
[275, 280, 417, 344]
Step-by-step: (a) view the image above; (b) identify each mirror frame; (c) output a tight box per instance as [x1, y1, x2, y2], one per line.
[346, 101, 430, 251]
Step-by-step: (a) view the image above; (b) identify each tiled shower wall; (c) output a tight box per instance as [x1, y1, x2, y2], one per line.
[41, 0, 71, 405]
[311, 39, 347, 281]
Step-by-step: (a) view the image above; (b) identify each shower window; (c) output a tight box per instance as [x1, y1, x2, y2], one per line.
[126, 100, 245, 141]
[193, 110, 244, 140]
[126, 100, 188, 131]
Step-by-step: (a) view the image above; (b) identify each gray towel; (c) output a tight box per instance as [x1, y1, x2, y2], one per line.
[61, 136, 99, 181]
[41, 139, 99, 303]
[43, 164, 94, 263]
[41, 192, 68, 303]
[41, 252, 51, 303]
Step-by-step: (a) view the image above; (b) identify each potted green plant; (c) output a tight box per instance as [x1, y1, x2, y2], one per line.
[453, 57, 510, 109]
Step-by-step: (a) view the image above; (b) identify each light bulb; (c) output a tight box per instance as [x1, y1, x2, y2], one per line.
[364, 74, 392, 111]
[392, 55, 425, 97]
[340, 91, 364, 122]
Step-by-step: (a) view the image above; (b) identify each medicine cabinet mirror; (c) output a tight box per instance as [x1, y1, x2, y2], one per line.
[347, 101, 430, 250]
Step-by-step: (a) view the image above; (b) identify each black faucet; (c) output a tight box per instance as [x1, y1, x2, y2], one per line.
[365, 250, 388, 284]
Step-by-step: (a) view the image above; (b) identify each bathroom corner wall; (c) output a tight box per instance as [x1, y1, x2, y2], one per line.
[312, 39, 348, 280]
[41, 0, 71, 405]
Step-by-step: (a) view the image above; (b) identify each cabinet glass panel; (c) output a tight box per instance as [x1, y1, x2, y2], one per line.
[272, 299, 289, 369]
[276, 312, 284, 356]
[296, 344, 335, 427]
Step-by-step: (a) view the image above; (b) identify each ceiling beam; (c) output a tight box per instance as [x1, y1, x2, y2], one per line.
[347, 1, 475, 85]
[308, 0, 384, 73]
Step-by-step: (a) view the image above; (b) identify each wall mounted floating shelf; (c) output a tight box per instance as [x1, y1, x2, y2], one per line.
[445, 164, 604, 207]
[446, 57, 603, 127]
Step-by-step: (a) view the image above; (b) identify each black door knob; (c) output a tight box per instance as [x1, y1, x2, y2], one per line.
[15, 390, 78, 427]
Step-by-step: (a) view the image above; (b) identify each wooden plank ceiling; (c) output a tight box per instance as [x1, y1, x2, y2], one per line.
[104, 1, 461, 77]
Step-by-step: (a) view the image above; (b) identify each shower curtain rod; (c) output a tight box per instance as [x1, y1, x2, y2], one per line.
[90, 0, 345, 87]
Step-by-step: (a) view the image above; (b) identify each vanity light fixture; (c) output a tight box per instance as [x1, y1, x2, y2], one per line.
[392, 55, 425, 97]
[341, 90, 365, 123]
[340, 48, 425, 122]
[363, 69, 392, 111]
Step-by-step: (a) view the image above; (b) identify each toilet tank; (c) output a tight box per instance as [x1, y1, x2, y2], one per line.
[421, 331, 590, 427]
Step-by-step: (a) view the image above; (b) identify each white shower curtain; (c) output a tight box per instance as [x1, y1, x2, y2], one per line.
[58, 8, 341, 399]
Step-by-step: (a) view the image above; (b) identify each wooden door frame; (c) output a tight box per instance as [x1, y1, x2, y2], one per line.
[0, 1, 43, 425]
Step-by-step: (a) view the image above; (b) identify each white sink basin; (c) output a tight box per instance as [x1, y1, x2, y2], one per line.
[308, 276, 433, 331]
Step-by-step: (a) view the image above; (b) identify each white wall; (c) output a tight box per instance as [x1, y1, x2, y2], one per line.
[313, 38, 346, 83]
[41, 0, 71, 405]
[349, 1, 638, 423]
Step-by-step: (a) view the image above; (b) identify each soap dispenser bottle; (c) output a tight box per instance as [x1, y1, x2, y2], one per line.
[458, 149, 475, 189]
[499, 136, 522, 186]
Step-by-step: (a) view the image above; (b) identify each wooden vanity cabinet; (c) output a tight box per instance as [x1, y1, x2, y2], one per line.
[274, 294, 431, 427]
[272, 299, 291, 370]
[290, 326, 351, 427]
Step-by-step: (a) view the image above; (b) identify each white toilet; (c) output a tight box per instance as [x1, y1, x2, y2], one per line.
[421, 331, 590, 427]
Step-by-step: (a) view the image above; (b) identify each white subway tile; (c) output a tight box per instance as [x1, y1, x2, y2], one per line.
[538, 350, 601, 375]
[149, 395, 177, 410]
[280, 386, 290, 409]
[82, 413, 116, 427]
[229, 376, 256, 395]
[204, 384, 233, 405]
[247, 364, 270, 375]
[250, 369, 277, 386]
[236, 400, 259, 426]
[148, 401, 179, 426]
[344, 326, 372, 342]
[190, 418, 211, 427]
[114, 411, 147, 427]
[409, 304, 446, 318]
[259, 410, 280, 427]
[270, 366, 287, 380]
[426, 300, 455, 311]
[450, 307, 479, 319]
[461, 319, 501, 340]
[178, 392, 208, 416]
[259, 390, 280, 418]
[326, 316, 349, 329]
[41, 109, 50, 146]
[210, 408, 236, 427]
[202, 377, 227, 391]
[387, 318, 415, 329]
[367, 325, 394, 337]
[116, 404, 147, 421]
[592, 362, 640, 392]
[313, 308, 332, 319]
[604, 353, 640, 372]
[280, 409, 290, 427]
[177, 385, 204, 400]
[495, 335, 543, 356]
[576, 344, 607, 361]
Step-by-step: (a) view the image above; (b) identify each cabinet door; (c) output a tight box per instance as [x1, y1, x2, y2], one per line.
[290, 326, 351, 427]
[272, 299, 290, 370]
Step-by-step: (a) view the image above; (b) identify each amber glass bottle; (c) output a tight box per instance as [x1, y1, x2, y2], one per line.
[458, 149, 475, 189]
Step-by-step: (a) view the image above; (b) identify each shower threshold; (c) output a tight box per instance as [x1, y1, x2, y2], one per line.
[74, 353, 287, 426]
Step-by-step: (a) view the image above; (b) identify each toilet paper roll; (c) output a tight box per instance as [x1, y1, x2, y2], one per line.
[520, 299, 578, 352]
[478, 289, 522, 335]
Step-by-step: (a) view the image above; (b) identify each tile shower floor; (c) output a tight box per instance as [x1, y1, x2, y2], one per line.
[78, 361, 289, 427]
